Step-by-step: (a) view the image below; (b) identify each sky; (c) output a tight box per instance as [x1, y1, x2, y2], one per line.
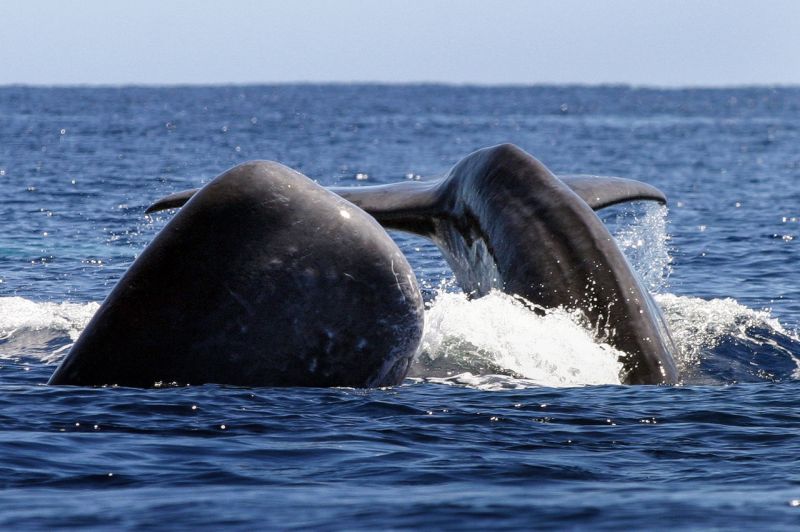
[1, 0, 799, 87]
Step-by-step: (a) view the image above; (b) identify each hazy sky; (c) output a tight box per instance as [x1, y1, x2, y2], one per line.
[1, 0, 799, 86]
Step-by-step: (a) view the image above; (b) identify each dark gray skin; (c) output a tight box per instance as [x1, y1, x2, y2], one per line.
[49, 161, 424, 388]
[145, 144, 679, 385]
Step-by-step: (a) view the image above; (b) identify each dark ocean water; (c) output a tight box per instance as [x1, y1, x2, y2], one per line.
[1, 85, 799, 529]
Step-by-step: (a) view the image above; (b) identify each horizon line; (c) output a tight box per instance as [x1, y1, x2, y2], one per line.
[1, 81, 799, 91]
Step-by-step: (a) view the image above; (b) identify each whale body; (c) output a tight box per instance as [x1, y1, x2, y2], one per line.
[49, 161, 424, 388]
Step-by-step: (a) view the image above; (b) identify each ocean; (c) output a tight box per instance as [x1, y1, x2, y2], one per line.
[1, 85, 799, 529]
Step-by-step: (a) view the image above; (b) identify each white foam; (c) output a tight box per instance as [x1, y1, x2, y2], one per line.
[655, 293, 795, 370]
[415, 290, 624, 388]
[0, 296, 98, 338]
[0, 297, 99, 362]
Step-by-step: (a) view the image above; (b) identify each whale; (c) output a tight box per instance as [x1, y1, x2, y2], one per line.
[146, 144, 678, 384]
[48, 161, 424, 388]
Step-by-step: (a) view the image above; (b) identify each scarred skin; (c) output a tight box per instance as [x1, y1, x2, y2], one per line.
[49, 161, 424, 388]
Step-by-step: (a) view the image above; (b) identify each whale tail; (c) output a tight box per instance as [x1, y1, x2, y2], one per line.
[144, 145, 678, 384]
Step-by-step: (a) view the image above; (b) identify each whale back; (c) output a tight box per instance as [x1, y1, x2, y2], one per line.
[50, 161, 424, 388]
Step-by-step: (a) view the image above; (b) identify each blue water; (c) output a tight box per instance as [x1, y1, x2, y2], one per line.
[1, 85, 800, 529]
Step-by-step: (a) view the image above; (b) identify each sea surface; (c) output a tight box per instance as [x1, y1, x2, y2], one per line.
[1, 85, 799, 529]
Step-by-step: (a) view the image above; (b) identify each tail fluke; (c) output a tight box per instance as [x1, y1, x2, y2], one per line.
[145, 188, 199, 214]
[145, 174, 667, 216]
[559, 174, 666, 210]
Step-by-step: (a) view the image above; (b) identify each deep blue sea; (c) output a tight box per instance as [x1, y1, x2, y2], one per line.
[1, 85, 800, 529]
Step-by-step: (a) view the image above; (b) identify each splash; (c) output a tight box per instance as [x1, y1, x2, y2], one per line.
[656, 293, 799, 380]
[607, 202, 672, 293]
[410, 202, 674, 389]
[414, 291, 624, 388]
[0, 297, 98, 362]
[412, 202, 800, 387]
